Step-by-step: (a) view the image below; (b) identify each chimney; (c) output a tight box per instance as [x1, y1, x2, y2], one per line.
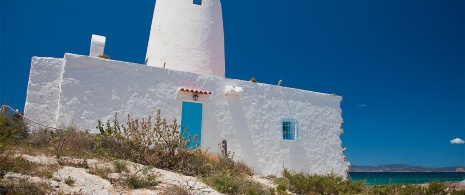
[89, 34, 106, 57]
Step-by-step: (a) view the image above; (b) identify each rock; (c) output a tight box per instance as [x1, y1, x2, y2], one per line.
[54, 166, 113, 195]
[4, 173, 26, 180]
[150, 180, 158, 186]
[107, 173, 120, 184]
[50, 180, 60, 188]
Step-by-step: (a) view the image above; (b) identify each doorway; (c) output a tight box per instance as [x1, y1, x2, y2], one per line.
[181, 101, 202, 149]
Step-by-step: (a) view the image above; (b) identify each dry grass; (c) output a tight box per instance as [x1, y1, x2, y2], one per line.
[0, 178, 51, 194]
[0, 153, 59, 179]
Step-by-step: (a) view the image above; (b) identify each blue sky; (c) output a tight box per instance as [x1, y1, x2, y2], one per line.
[1, 0, 464, 167]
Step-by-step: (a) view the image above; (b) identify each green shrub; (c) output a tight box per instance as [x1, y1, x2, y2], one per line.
[250, 77, 257, 83]
[242, 180, 270, 195]
[203, 169, 268, 195]
[113, 160, 128, 173]
[125, 175, 152, 189]
[0, 154, 34, 177]
[246, 186, 259, 195]
[275, 177, 289, 194]
[426, 180, 447, 195]
[203, 171, 240, 194]
[0, 112, 28, 148]
[281, 169, 364, 195]
[64, 176, 76, 186]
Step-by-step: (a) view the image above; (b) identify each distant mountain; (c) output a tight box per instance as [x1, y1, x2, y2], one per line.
[350, 164, 465, 172]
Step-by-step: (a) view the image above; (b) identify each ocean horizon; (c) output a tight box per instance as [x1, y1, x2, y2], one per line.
[349, 172, 465, 186]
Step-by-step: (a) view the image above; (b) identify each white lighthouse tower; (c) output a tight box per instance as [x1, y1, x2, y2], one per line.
[145, 0, 225, 77]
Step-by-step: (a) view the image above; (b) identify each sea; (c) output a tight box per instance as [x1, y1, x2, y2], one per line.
[349, 172, 465, 186]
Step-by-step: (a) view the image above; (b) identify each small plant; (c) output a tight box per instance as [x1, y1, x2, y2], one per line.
[203, 171, 240, 194]
[98, 54, 110, 59]
[124, 175, 152, 189]
[64, 176, 76, 186]
[281, 169, 365, 195]
[246, 186, 259, 195]
[113, 160, 128, 173]
[426, 180, 447, 194]
[275, 177, 288, 192]
[250, 77, 257, 83]
[162, 185, 189, 195]
[90, 165, 112, 179]
[58, 158, 89, 168]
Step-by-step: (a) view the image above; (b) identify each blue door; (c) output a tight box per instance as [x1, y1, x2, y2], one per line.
[181, 101, 202, 149]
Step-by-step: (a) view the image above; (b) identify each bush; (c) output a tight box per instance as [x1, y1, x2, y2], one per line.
[1, 109, 262, 194]
[275, 177, 288, 192]
[51, 126, 94, 159]
[90, 165, 112, 179]
[201, 153, 266, 194]
[27, 128, 54, 147]
[113, 160, 128, 173]
[124, 175, 154, 189]
[0, 112, 28, 148]
[94, 110, 264, 193]
[95, 110, 202, 174]
[281, 169, 365, 195]
[203, 171, 240, 194]
[426, 180, 447, 195]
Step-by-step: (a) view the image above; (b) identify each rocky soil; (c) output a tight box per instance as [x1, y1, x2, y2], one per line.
[2, 153, 277, 195]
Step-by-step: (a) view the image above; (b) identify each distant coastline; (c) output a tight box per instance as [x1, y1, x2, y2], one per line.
[350, 164, 465, 172]
[349, 172, 465, 186]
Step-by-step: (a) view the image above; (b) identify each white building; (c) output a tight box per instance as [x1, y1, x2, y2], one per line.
[24, 0, 349, 177]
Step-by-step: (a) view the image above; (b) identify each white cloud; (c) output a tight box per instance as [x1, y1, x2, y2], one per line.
[357, 104, 367, 107]
[450, 138, 465, 144]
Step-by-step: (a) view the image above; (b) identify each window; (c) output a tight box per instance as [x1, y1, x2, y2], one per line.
[282, 117, 298, 140]
[193, 0, 202, 5]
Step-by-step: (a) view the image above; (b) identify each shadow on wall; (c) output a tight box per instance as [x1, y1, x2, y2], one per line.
[226, 95, 261, 173]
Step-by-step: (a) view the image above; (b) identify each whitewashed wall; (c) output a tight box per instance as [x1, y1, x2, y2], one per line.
[24, 57, 64, 129]
[25, 53, 349, 177]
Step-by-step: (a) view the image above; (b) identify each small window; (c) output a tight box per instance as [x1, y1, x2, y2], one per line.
[282, 117, 298, 140]
[193, 0, 202, 5]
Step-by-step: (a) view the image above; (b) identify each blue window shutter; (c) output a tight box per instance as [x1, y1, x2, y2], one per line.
[282, 117, 298, 140]
[193, 0, 202, 5]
